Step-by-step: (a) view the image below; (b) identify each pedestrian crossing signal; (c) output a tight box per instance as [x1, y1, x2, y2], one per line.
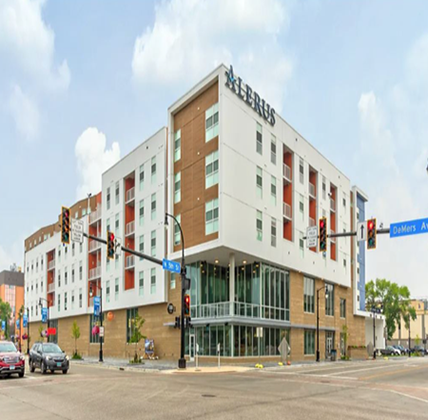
[61, 206, 70, 245]
[367, 218, 376, 250]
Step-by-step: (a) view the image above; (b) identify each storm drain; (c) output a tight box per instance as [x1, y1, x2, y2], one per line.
[202, 394, 216, 398]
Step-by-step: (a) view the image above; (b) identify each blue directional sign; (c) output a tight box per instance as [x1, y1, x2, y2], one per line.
[390, 217, 428, 238]
[1, 320, 5, 331]
[93, 296, 100, 317]
[16, 319, 20, 330]
[162, 258, 181, 274]
[41, 307, 48, 324]
[23, 314, 28, 328]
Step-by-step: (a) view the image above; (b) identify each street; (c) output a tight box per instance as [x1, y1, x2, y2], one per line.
[1, 357, 428, 419]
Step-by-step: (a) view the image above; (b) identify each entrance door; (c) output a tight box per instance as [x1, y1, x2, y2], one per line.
[189, 334, 195, 362]
[325, 331, 334, 359]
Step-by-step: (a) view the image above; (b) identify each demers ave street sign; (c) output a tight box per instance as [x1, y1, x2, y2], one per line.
[390, 217, 428, 238]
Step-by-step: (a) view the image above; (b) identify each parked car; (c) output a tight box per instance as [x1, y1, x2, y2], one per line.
[380, 346, 400, 356]
[29, 342, 69, 374]
[0, 341, 25, 378]
[410, 345, 427, 356]
[394, 345, 408, 354]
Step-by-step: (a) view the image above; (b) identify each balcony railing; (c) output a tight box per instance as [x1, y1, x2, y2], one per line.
[89, 207, 101, 224]
[125, 255, 135, 269]
[125, 220, 135, 237]
[125, 187, 135, 204]
[89, 266, 101, 281]
[89, 239, 102, 253]
[47, 282, 55, 293]
[330, 230, 336, 243]
[47, 259, 55, 271]
[283, 202, 292, 220]
[309, 217, 316, 227]
[330, 198, 335, 212]
[309, 183, 316, 198]
[283, 163, 292, 183]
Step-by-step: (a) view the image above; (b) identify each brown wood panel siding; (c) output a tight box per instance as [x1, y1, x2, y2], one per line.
[173, 81, 219, 252]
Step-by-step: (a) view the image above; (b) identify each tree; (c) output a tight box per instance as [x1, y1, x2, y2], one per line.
[0, 298, 12, 339]
[365, 278, 415, 341]
[341, 324, 349, 357]
[71, 321, 81, 356]
[129, 313, 146, 363]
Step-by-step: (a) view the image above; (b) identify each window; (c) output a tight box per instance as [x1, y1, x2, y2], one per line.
[80, 242, 83, 253]
[115, 213, 119, 233]
[126, 308, 138, 343]
[271, 218, 276, 247]
[322, 177, 326, 200]
[71, 291, 75, 310]
[106, 280, 110, 303]
[151, 156, 156, 184]
[205, 102, 219, 142]
[205, 198, 219, 235]
[72, 243, 75, 257]
[299, 199, 304, 221]
[174, 172, 181, 203]
[205, 150, 219, 189]
[174, 129, 181, 162]
[139, 235, 144, 260]
[79, 261, 82, 280]
[299, 232, 304, 258]
[106, 218, 110, 232]
[170, 273, 176, 290]
[65, 246, 68, 259]
[106, 259, 110, 272]
[139, 164, 144, 191]
[174, 215, 181, 246]
[64, 292, 68, 311]
[82, 208, 87, 216]
[115, 278, 119, 300]
[343, 197, 346, 207]
[137, 199, 144, 227]
[107, 187, 111, 210]
[64, 268, 68, 286]
[304, 277, 315, 313]
[58, 270, 61, 287]
[151, 268, 156, 294]
[115, 181, 120, 205]
[343, 258, 347, 268]
[299, 158, 304, 184]
[151, 193, 156, 220]
[325, 284, 334, 316]
[256, 167, 263, 198]
[79, 288, 82, 308]
[304, 330, 315, 355]
[71, 264, 75, 283]
[139, 272, 144, 296]
[271, 135, 276, 164]
[57, 293, 60, 312]
[151, 230, 156, 256]
[256, 123, 262, 154]
[340, 298, 346, 318]
[271, 176, 276, 206]
[256, 210, 263, 241]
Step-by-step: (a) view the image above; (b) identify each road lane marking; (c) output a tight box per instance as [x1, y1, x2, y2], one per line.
[361, 364, 428, 380]
[389, 389, 428, 405]
[329, 364, 408, 377]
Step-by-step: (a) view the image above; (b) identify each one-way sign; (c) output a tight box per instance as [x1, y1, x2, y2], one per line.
[357, 221, 367, 242]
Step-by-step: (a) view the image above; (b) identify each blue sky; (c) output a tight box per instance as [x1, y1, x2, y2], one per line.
[1, 0, 427, 295]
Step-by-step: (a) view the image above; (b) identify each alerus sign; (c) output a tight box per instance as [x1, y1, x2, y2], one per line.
[225, 65, 276, 126]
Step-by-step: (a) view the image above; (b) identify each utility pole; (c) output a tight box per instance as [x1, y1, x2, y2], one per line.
[316, 285, 329, 362]
[27, 307, 30, 355]
[372, 310, 376, 359]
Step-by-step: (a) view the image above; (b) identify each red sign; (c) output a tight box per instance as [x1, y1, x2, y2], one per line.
[47, 328, 57, 335]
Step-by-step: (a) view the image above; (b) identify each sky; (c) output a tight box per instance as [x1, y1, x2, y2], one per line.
[0, 0, 427, 296]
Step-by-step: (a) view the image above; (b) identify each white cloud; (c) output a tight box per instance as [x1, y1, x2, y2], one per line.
[0, 238, 25, 272]
[132, 0, 292, 111]
[8, 84, 40, 141]
[0, 0, 70, 90]
[357, 33, 428, 297]
[75, 127, 121, 200]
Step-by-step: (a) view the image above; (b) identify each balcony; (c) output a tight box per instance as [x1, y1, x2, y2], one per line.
[125, 255, 135, 270]
[330, 198, 335, 212]
[125, 187, 135, 205]
[89, 266, 101, 281]
[309, 183, 316, 199]
[330, 230, 336, 243]
[283, 202, 292, 221]
[89, 207, 101, 224]
[89, 239, 102, 253]
[309, 217, 316, 227]
[47, 259, 55, 271]
[283, 163, 292, 183]
[47, 283, 55, 293]
[125, 220, 135, 237]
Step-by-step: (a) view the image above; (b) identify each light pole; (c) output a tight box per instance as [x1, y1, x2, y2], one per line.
[38, 297, 49, 341]
[316, 284, 329, 362]
[165, 213, 186, 369]
[89, 283, 103, 362]
[26, 307, 30, 355]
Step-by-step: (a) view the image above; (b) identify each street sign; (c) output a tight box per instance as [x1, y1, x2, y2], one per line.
[93, 296, 100, 317]
[390, 217, 428, 238]
[41, 307, 48, 324]
[256, 327, 263, 338]
[16, 319, 20, 330]
[167, 303, 175, 315]
[1, 320, 5, 330]
[99, 326, 104, 337]
[306, 226, 318, 248]
[23, 314, 28, 328]
[357, 221, 367, 242]
[162, 258, 181, 274]
[71, 219, 84, 244]
[278, 337, 290, 363]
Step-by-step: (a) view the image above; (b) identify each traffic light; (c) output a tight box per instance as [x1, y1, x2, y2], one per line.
[61, 206, 70, 245]
[184, 294, 190, 317]
[367, 218, 376, 250]
[319, 217, 327, 252]
[107, 231, 115, 260]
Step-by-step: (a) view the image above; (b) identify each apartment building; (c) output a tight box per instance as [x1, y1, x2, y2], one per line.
[25, 64, 375, 361]
[0, 269, 24, 337]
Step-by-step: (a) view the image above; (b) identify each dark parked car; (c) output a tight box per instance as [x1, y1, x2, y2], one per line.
[410, 345, 427, 356]
[394, 345, 408, 354]
[380, 346, 400, 356]
[29, 342, 69, 374]
[0, 341, 25, 378]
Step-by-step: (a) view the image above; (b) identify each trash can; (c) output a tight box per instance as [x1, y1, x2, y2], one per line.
[331, 349, 337, 361]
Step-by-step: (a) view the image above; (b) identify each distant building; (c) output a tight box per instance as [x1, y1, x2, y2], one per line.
[0, 269, 25, 336]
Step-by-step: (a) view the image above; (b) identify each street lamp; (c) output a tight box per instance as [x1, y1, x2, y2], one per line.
[89, 283, 103, 362]
[165, 213, 186, 369]
[38, 297, 49, 341]
[316, 284, 329, 362]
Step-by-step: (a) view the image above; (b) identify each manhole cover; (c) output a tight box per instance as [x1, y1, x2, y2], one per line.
[202, 394, 216, 398]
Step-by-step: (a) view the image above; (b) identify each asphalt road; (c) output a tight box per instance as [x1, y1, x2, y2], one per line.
[1, 357, 428, 419]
